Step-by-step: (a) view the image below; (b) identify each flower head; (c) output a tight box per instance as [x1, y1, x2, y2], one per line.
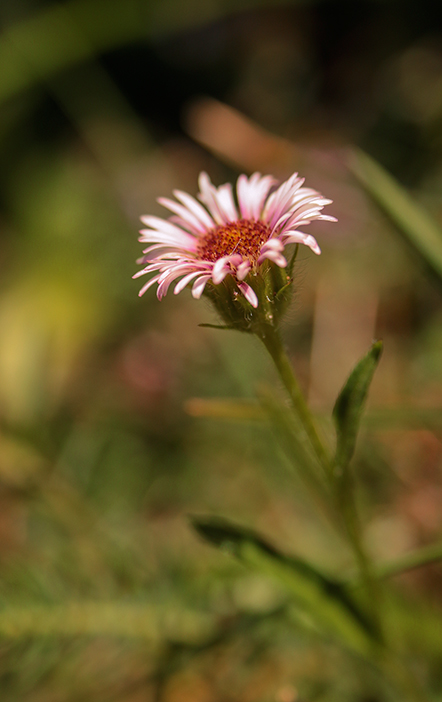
[134, 171, 336, 310]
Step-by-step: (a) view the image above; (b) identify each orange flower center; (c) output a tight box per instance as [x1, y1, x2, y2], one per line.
[196, 219, 271, 263]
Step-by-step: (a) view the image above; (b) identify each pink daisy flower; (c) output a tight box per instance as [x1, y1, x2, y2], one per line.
[134, 171, 336, 309]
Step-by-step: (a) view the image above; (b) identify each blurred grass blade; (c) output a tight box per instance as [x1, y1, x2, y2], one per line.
[191, 516, 378, 654]
[348, 148, 442, 281]
[0, 602, 215, 644]
[185, 397, 263, 421]
[186, 396, 442, 427]
[372, 541, 442, 580]
[258, 385, 333, 514]
[333, 341, 383, 472]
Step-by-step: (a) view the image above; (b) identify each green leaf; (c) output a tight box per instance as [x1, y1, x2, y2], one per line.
[333, 341, 383, 472]
[348, 148, 442, 282]
[191, 516, 379, 655]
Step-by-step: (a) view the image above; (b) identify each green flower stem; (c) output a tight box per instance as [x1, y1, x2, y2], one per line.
[338, 489, 383, 630]
[258, 324, 332, 479]
[257, 325, 429, 701]
[259, 326, 380, 609]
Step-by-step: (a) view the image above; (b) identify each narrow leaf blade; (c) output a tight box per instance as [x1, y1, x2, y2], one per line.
[348, 148, 442, 282]
[191, 516, 378, 654]
[333, 341, 383, 470]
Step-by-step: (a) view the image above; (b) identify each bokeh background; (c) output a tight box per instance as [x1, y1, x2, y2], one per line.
[1, 0, 442, 699]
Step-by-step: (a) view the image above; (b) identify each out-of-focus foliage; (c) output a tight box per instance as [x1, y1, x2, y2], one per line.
[0, 0, 442, 700]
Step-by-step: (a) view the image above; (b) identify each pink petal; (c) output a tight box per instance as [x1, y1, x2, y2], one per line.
[257, 249, 287, 267]
[216, 183, 238, 222]
[173, 190, 215, 229]
[236, 260, 251, 281]
[192, 274, 212, 299]
[281, 231, 321, 254]
[212, 257, 232, 284]
[237, 172, 276, 220]
[238, 282, 258, 308]
[198, 172, 226, 225]
[138, 275, 161, 297]
[158, 197, 208, 235]
[198, 172, 238, 224]
[259, 238, 285, 253]
[174, 271, 202, 295]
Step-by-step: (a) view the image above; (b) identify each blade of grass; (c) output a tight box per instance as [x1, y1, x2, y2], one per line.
[348, 148, 442, 282]
[191, 516, 378, 655]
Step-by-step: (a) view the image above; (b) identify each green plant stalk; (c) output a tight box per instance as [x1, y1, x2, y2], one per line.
[337, 477, 382, 631]
[257, 325, 429, 701]
[259, 326, 379, 606]
[258, 324, 332, 479]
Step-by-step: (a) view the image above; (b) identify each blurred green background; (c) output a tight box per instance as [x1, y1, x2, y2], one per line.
[1, 0, 442, 699]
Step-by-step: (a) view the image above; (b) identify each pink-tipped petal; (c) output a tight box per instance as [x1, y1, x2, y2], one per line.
[236, 260, 251, 281]
[198, 172, 226, 225]
[236, 174, 253, 219]
[136, 169, 335, 304]
[238, 282, 258, 308]
[173, 189, 215, 229]
[237, 173, 274, 220]
[158, 197, 207, 235]
[192, 274, 212, 299]
[174, 271, 201, 295]
[138, 275, 161, 297]
[258, 249, 287, 267]
[215, 183, 238, 222]
[260, 238, 285, 253]
[317, 214, 338, 222]
[212, 257, 231, 284]
[282, 231, 321, 254]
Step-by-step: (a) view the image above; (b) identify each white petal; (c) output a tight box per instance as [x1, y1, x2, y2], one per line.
[262, 174, 304, 227]
[248, 174, 276, 219]
[214, 183, 238, 222]
[198, 173, 238, 224]
[198, 172, 225, 225]
[236, 174, 253, 219]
